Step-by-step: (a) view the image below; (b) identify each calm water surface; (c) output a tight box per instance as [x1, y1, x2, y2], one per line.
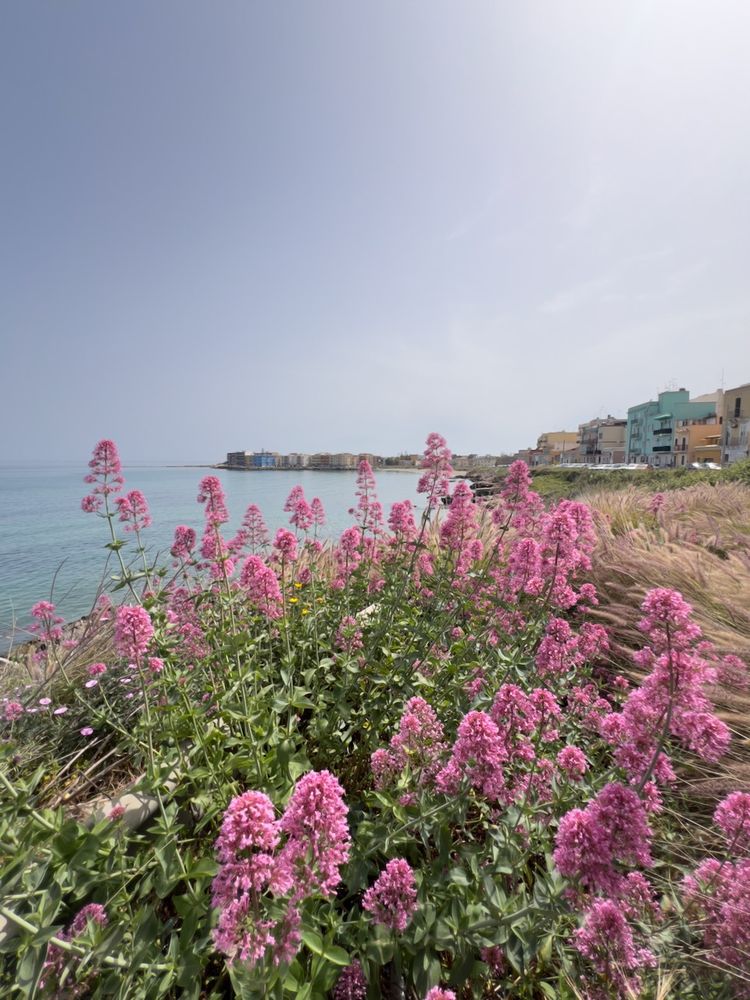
[0, 462, 421, 646]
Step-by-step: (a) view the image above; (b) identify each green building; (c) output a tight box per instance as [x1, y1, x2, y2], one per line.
[626, 389, 717, 466]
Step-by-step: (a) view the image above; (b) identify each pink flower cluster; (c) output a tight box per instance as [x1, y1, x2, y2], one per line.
[3, 700, 24, 722]
[197, 476, 234, 578]
[81, 439, 124, 512]
[601, 589, 730, 788]
[115, 489, 151, 532]
[553, 782, 653, 896]
[29, 600, 64, 644]
[240, 555, 283, 619]
[371, 697, 446, 790]
[362, 857, 418, 932]
[536, 619, 608, 678]
[683, 855, 750, 973]
[573, 897, 655, 997]
[388, 500, 418, 542]
[417, 432, 453, 507]
[170, 525, 196, 561]
[211, 771, 350, 969]
[41, 903, 109, 994]
[335, 615, 363, 654]
[424, 989, 456, 1000]
[683, 791, 750, 975]
[273, 528, 298, 564]
[436, 710, 506, 802]
[113, 605, 154, 661]
[350, 460, 384, 535]
[492, 460, 544, 536]
[284, 485, 313, 533]
[333, 960, 367, 999]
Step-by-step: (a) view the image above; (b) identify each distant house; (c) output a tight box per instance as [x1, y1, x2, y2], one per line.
[575, 416, 627, 465]
[533, 431, 579, 466]
[723, 383, 750, 464]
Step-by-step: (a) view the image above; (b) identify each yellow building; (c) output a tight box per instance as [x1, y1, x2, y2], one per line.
[534, 431, 579, 466]
[673, 417, 723, 467]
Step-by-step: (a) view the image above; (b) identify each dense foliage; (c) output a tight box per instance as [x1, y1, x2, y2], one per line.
[491, 459, 750, 502]
[1, 436, 748, 999]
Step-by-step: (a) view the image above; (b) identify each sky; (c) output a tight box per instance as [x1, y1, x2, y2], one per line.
[2, 1, 749, 462]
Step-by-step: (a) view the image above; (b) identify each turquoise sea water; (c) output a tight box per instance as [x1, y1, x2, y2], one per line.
[0, 462, 421, 648]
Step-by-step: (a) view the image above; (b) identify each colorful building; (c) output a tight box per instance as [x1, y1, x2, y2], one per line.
[576, 416, 627, 465]
[673, 417, 723, 466]
[626, 390, 718, 467]
[723, 383, 750, 464]
[532, 431, 579, 466]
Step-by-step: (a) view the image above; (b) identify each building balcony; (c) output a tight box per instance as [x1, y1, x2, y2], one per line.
[652, 445, 672, 453]
[653, 427, 673, 436]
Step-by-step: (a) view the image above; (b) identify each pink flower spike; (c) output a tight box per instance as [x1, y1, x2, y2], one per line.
[362, 858, 418, 933]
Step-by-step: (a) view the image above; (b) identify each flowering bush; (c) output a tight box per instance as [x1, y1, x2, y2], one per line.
[0, 437, 748, 998]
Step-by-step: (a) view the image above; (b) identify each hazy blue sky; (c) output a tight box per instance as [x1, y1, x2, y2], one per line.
[2, 1, 749, 462]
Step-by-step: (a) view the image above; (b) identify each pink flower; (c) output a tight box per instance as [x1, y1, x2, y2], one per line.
[29, 600, 64, 643]
[240, 555, 283, 619]
[437, 711, 506, 802]
[310, 497, 326, 528]
[197, 476, 229, 526]
[3, 701, 24, 722]
[556, 746, 588, 781]
[335, 616, 363, 654]
[273, 528, 299, 563]
[39, 697, 52, 706]
[115, 489, 151, 532]
[81, 439, 124, 512]
[80, 727, 94, 737]
[333, 961, 367, 1000]
[275, 770, 351, 898]
[362, 858, 418, 932]
[53, 706, 69, 715]
[417, 433, 453, 507]
[425, 990, 456, 1000]
[574, 898, 655, 996]
[114, 605, 154, 660]
[388, 500, 418, 541]
[170, 525, 196, 560]
[87, 662, 107, 676]
[553, 783, 653, 895]
[84, 679, 99, 688]
[284, 486, 313, 533]
[481, 946, 506, 976]
[683, 857, 750, 971]
[241, 505, 270, 550]
[41, 903, 109, 992]
[714, 791, 750, 852]
[350, 460, 384, 535]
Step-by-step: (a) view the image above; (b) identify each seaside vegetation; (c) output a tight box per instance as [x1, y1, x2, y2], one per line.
[1, 436, 749, 999]
[477, 459, 750, 503]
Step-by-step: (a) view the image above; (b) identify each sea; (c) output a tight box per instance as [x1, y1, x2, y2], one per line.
[0, 462, 422, 650]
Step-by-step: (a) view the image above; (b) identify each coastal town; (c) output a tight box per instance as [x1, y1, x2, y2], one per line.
[223, 379, 750, 472]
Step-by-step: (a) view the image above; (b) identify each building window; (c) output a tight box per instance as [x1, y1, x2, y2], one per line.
[735, 397, 742, 418]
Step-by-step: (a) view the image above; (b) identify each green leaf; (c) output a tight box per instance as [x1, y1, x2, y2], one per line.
[301, 930, 349, 966]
